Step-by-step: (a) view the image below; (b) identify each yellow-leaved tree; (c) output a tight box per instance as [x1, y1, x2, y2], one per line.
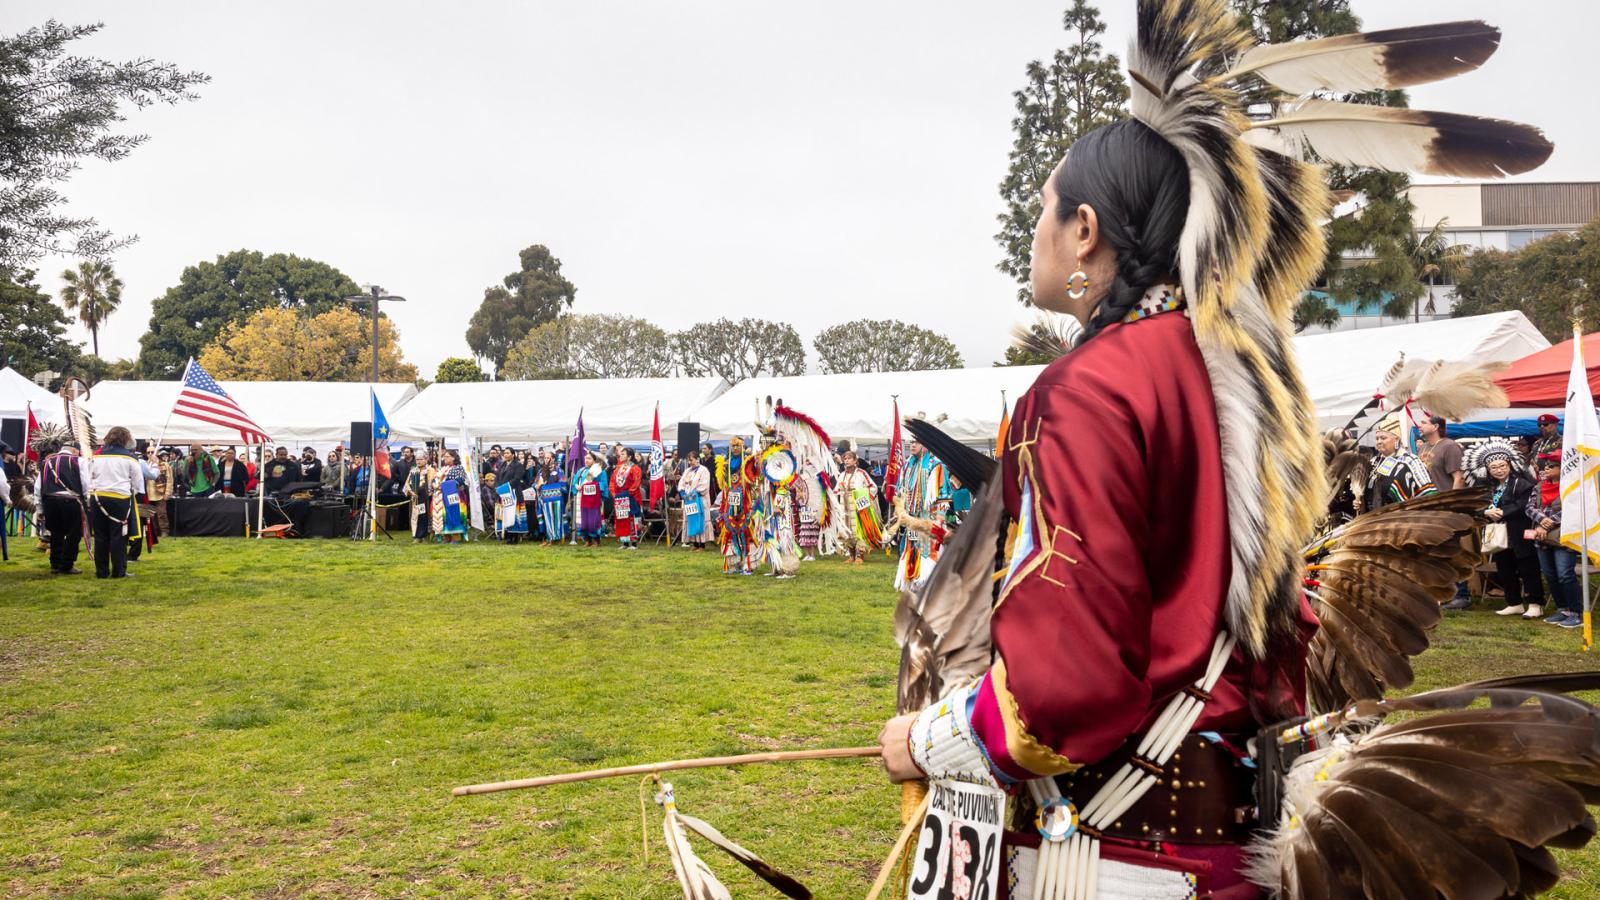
[197, 306, 419, 382]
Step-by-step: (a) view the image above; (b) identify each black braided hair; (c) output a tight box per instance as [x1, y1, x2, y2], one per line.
[1052, 120, 1190, 338]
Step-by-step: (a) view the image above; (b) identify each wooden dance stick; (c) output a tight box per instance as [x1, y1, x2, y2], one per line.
[452, 746, 883, 796]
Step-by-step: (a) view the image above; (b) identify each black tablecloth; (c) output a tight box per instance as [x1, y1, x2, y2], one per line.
[166, 496, 407, 538]
[168, 497, 258, 537]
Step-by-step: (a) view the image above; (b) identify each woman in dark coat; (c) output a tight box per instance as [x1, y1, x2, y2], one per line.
[1469, 439, 1545, 619]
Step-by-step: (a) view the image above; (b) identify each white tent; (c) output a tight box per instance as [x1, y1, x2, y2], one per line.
[698, 367, 1041, 444]
[698, 312, 1550, 442]
[391, 376, 730, 444]
[0, 366, 61, 424]
[83, 380, 419, 446]
[1295, 311, 1549, 428]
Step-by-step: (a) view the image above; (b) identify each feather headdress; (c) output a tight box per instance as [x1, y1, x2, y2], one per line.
[1123, 0, 1549, 658]
[1462, 436, 1520, 484]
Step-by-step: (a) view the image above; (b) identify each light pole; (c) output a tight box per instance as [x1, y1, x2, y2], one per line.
[345, 285, 407, 382]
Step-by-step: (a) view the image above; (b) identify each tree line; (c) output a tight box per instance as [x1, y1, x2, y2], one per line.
[3, 5, 1584, 390]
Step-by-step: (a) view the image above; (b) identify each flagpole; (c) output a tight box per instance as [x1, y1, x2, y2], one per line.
[155, 359, 190, 451]
[368, 451, 377, 543]
[1582, 324, 1594, 652]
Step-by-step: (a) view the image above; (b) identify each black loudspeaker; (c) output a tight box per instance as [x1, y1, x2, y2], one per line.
[0, 418, 23, 453]
[676, 422, 700, 452]
[350, 421, 373, 456]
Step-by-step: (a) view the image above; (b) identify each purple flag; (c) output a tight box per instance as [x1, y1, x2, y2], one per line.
[567, 408, 586, 476]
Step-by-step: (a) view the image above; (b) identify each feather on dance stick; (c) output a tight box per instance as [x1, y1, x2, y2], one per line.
[655, 780, 812, 900]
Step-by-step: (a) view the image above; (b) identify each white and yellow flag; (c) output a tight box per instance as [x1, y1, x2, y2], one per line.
[1558, 326, 1600, 647]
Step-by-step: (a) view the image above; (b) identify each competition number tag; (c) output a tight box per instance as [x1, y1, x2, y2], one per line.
[582, 483, 597, 497]
[684, 499, 700, 517]
[616, 498, 631, 520]
[855, 492, 874, 513]
[909, 779, 1005, 900]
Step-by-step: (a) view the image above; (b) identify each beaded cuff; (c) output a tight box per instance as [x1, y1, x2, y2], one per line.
[909, 680, 1004, 789]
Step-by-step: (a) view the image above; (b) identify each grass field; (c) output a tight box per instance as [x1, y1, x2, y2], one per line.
[2, 537, 1599, 898]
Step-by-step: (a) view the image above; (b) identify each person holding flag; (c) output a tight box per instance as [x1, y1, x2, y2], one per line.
[566, 410, 586, 543]
[883, 397, 903, 507]
[648, 405, 666, 524]
[367, 390, 392, 540]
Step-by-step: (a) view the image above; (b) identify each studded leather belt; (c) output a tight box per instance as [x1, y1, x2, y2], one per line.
[1016, 732, 1258, 846]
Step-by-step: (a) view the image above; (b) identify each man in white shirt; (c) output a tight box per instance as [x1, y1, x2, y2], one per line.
[87, 426, 145, 579]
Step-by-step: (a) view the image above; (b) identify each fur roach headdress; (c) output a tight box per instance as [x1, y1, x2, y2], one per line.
[1124, 0, 1550, 658]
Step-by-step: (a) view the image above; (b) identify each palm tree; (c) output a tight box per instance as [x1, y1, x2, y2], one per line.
[59, 260, 124, 357]
[1404, 219, 1471, 322]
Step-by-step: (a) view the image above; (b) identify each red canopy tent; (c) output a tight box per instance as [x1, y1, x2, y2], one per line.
[1494, 332, 1600, 407]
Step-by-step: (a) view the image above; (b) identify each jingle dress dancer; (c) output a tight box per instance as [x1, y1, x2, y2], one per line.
[574, 453, 608, 547]
[611, 448, 644, 549]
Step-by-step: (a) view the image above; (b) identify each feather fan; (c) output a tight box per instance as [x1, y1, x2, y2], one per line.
[894, 461, 1002, 715]
[1009, 313, 1081, 364]
[1247, 98, 1554, 178]
[656, 781, 811, 900]
[1377, 356, 1428, 403]
[1303, 487, 1488, 710]
[1322, 429, 1369, 500]
[1410, 358, 1509, 420]
[1251, 678, 1600, 899]
[29, 421, 70, 456]
[1225, 20, 1501, 94]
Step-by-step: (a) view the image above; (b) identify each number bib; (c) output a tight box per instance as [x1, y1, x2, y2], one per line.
[683, 499, 700, 517]
[615, 497, 631, 520]
[909, 779, 1005, 900]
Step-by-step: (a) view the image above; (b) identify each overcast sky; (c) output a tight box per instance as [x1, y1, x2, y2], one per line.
[12, 0, 1597, 378]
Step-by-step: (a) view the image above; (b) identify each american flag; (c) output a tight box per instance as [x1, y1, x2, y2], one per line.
[173, 359, 271, 444]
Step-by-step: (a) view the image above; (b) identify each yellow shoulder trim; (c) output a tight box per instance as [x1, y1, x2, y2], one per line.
[991, 659, 1079, 777]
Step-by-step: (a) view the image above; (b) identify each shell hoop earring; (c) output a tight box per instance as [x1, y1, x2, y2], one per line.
[1065, 270, 1090, 301]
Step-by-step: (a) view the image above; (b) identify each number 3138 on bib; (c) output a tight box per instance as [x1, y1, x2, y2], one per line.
[909, 779, 1006, 900]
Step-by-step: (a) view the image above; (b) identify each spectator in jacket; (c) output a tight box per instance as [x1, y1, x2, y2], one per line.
[1468, 442, 1542, 619]
[1528, 452, 1583, 628]
[217, 449, 250, 497]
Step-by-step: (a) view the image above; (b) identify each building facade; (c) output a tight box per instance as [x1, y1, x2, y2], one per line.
[1301, 181, 1600, 333]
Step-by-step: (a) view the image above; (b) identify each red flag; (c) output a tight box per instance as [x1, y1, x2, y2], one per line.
[648, 403, 666, 508]
[25, 403, 41, 462]
[884, 398, 903, 504]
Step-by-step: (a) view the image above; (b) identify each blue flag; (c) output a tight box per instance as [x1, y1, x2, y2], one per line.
[371, 389, 391, 478]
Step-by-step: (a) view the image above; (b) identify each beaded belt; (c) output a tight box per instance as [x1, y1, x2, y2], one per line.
[1028, 732, 1257, 846]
